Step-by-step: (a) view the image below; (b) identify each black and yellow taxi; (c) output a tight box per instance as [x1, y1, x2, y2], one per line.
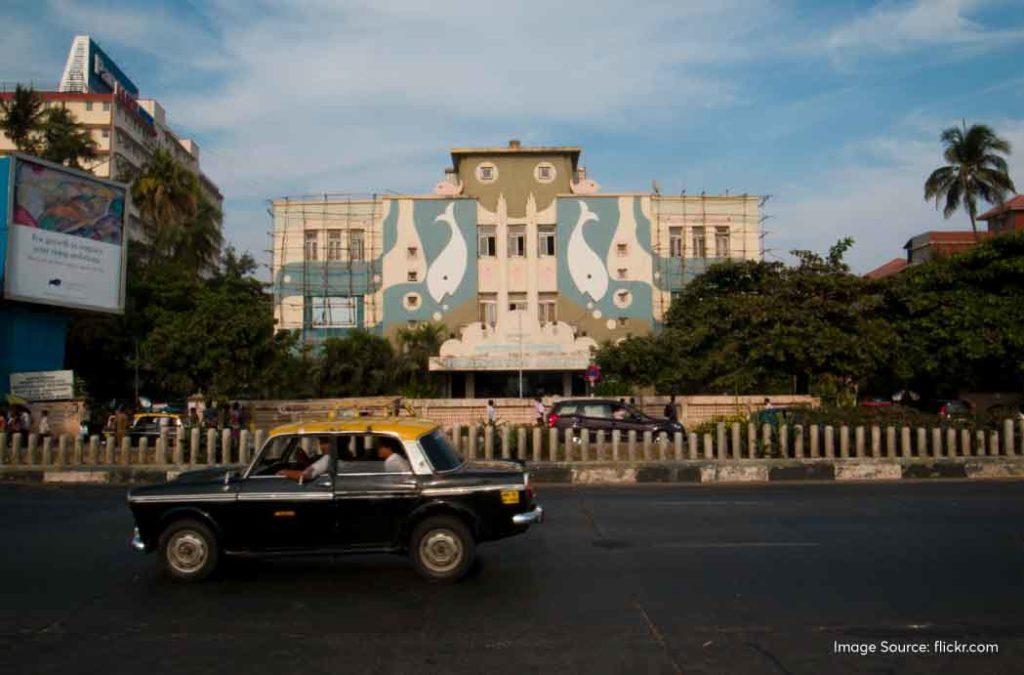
[127, 417, 542, 582]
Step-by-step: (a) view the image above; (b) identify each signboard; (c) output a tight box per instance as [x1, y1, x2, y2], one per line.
[3, 156, 128, 313]
[585, 364, 601, 383]
[10, 370, 74, 401]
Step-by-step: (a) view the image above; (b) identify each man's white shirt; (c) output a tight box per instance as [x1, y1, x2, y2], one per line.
[385, 453, 411, 473]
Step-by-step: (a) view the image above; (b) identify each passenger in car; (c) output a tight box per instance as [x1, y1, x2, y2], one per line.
[278, 437, 332, 482]
[377, 438, 411, 473]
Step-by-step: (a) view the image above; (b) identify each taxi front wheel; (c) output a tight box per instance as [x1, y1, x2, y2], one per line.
[158, 519, 219, 582]
[410, 516, 475, 582]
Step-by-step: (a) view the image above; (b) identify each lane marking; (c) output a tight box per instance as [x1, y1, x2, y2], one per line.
[650, 500, 775, 506]
[633, 599, 683, 675]
[654, 541, 820, 549]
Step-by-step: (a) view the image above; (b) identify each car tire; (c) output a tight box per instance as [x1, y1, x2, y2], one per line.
[410, 516, 475, 583]
[158, 518, 219, 582]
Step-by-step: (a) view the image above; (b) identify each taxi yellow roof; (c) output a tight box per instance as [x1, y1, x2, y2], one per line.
[267, 417, 439, 440]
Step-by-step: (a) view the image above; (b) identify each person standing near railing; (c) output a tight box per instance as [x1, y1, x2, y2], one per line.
[486, 400, 497, 426]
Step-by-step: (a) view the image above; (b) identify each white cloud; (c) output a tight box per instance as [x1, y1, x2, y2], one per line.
[822, 0, 1023, 63]
[770, 117, 1024, 273]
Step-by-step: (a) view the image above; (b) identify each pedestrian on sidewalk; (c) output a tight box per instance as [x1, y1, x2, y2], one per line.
[38, 410, 51, 437]
[486, 400, 497, 426]
[534, 396, 546, 426]
[664, 395, 678, 423]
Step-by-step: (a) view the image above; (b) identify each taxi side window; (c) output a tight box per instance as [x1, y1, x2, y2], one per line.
[335, 434, 408, 475]
[251, 435, 296, 476]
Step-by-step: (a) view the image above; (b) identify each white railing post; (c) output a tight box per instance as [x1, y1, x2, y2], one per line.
[468, 424, 478, 460]
[642, 430, 653, 461]
[517, 427, 527, 461]
[57, 435, 69, 466]
[532, 427, 541, 462]
[29, 434, 41, 465]
[581, 429, 591, 462]
[839, 425, 849, 459]
[500, 426, 510, 460]
[221, 429, 233, 464]
[747, 423, 756, 459]
[239, 429, 251, 465]
[794, 425, 804, 459]
[779, 424, 789, 459]
[547, 427, 558, 462]
[869, 426, 880, 458]
[731, 423, 741, 460]
[946, 428, 957, 458]
[41, 436, 53, 465]
[762, 424, 772, 458]
[12, 433, 23, 465]
[901, 427, 911, 459]
[1004, 419, 1015, 456]
[854, 426, 865, 458]
[138, 437, 149, 465]
[717, 423, 727, 461]
[885, 426, 895, 458]
[824, 425, 835, 458]
[703, 432, 713, 460]
[612, 429, 621, 462]
[688, 432, 698, 460]
[931, 428, 943, 458]
[916, 427, 926, 457]
[673, 431, 683, 461]
[206, 429, 217, 465]
[0, 432, 6, 465]
[809, 424, 819, 458]
[484, 425, 494, 460]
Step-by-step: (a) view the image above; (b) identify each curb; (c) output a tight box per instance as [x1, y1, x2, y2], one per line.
[1, 458, 1024, 486]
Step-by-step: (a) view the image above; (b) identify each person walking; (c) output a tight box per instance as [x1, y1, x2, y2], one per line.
[486, 400, 497, 426]
[38, 410, 51, 437]
[534, 396, 546, 426]
[664, 395, 679, 423]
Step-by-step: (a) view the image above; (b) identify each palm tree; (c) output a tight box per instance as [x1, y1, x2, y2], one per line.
[38, 105, 97, 169]
[0, 84, 43, 154]
[177, 197, 224, 271]
[131, 149, 199, 256]
[924, 122, 1016, 239]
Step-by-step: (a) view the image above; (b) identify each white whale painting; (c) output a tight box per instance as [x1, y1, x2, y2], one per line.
[426, 202, 467, 303]
[567, 200, 608, 301]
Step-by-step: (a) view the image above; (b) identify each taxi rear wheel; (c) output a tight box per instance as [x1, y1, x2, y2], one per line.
[158, 519, 219, 582]
[410, 516, 475, 582]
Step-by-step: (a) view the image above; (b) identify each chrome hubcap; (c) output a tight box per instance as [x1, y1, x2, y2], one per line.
[167, 531, 208, 574]
[420, 529, 462, 573]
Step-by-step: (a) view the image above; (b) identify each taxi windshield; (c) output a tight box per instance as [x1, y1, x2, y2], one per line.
[419, 430, 463, 472]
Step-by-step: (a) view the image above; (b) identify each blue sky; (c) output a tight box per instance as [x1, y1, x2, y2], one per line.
[3, 0, 1023, 273]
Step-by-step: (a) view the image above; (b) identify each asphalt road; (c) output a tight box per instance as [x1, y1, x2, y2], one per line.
[1, 481, 1023, 674]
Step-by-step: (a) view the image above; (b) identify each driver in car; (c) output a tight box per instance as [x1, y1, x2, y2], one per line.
[278, 436, 332, 482]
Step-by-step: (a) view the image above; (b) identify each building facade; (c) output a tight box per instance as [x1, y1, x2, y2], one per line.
[271, 142, 763, 397]
[0, 36, 223, 228]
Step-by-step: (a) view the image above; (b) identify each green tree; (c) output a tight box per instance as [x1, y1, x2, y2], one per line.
[0, 84, 43, 154]
[924, 122, 1016, 239]
[597, 240, 895, 399]
[317, 331, 398, 397]
[38, 105, 98, 169]
[131, 149, 199, 254]
[394, 322, 447, 396]
[883, 232, 1024, 397]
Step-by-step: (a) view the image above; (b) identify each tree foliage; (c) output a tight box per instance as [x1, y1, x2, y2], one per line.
[597, 234, 1024, 402]
[1, 85, 98, 169]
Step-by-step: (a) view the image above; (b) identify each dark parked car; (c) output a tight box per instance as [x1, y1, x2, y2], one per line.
[128, 417, 542, 583]
[546, 398, 684, 439]
[127, 413, 184, 444]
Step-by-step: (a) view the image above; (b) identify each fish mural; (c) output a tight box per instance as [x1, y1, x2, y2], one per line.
[567, 199, 608, 301]
[426, 202, 468, 303]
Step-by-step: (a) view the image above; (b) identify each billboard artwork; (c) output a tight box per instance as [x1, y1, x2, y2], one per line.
[3, 158, 127, 313]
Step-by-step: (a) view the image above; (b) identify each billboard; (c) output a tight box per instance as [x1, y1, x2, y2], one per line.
[2, 156, 128, 313]
[58, 35, 154, 132]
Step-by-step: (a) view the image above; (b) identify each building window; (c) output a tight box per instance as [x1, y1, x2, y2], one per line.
[616, 243, 628, 257]
[617, 268, 628, 280]
[508, 293, 527, 312]
[479, 294, 497, 326]
[475, 162, 498, 183]
[407, 320, 419, 329]
[407, 246, 418, 259]
[85, 101, 93, 111]
[478, 227, 496, 257]
[617, 317, 629, 328]
[405, 293, 420, 308]
[310, 296, 359, 328]
[692, 227, 706, 258]
[534, 162, 556, 184]
[715, 227, 730, 258]
[539, 293, 557, 324]
[102, 101, 110, 111]
[669, 227, 683, 258]
[538, 225, 556, 257]
[408, 270, 418, 282]
[327, 230, 343, 261]
[304, 231, 318, 261]
[349, 229, 364, 260]
[508, 226, 526, 257]
[101, 129, 109, 138]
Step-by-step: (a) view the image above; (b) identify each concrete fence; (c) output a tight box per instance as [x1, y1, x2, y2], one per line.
[0, 419, 1021, 469]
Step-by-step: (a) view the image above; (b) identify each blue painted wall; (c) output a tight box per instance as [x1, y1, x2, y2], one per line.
[0, 306, 69, 396]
